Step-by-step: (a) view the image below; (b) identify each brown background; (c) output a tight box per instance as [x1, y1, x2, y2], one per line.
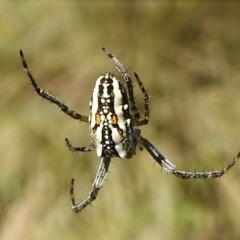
[1, 2, 240, 240]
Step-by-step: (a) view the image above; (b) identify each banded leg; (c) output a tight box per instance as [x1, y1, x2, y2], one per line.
[70, 157, 111, 212]
[65, 138, 96, 153]
[141, 137, 176, 173]
[133, 72, 150, 126]
[19, 50, 88, 122]
[102, 47, 141, 122]
[141, 137, 239, 179]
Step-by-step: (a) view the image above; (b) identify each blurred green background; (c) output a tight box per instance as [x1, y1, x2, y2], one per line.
[1, 2, 240, 240]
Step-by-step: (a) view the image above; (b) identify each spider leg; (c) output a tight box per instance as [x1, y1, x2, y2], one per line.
[141, 137, 239, 179]
[65, 138, 96, 153]
[19, 50, 88, 123]
[133, 72, 150, 126]
[141, 137, 176, 173]
[70, 157, 111, 212]
[102, 47, 142, 123]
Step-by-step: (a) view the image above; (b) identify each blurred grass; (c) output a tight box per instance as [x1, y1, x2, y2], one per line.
[1, 2, 240, 240]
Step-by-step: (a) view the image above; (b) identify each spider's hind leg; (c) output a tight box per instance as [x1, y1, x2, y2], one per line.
[102, 48, 141, 121]
[102, 48, 150, 127]
[133, 72, 150, 126]
[19, 50, 88, 123]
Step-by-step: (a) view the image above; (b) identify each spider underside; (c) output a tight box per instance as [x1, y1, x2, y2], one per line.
[20, 47, 239, 213]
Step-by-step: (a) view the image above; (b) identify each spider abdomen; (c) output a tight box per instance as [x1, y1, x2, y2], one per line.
[89, 72, 133, 158]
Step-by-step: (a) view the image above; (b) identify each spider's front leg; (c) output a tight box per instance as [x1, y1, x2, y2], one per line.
[65, 138, 96, 153]
[141, 137, 176, 173]
[141, 137, 239, 179]
[19, 50, 88, 123]
[70, 157, 111, 212]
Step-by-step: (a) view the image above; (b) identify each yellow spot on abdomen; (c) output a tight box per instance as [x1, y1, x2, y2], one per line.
[111, 115, 118, 124]
[95, 113, 101, 124]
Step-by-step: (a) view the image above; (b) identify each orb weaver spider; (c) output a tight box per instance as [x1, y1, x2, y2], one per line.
[20, 47, 239, 212]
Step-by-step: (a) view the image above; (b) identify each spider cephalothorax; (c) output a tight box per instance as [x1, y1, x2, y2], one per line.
[20, 47, 239, 212]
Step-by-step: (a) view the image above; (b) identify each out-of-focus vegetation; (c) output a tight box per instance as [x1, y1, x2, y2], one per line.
[1, 2, 240, 240]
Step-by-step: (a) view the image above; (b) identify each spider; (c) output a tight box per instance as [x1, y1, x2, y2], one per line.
[20, 48, 239, 212]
